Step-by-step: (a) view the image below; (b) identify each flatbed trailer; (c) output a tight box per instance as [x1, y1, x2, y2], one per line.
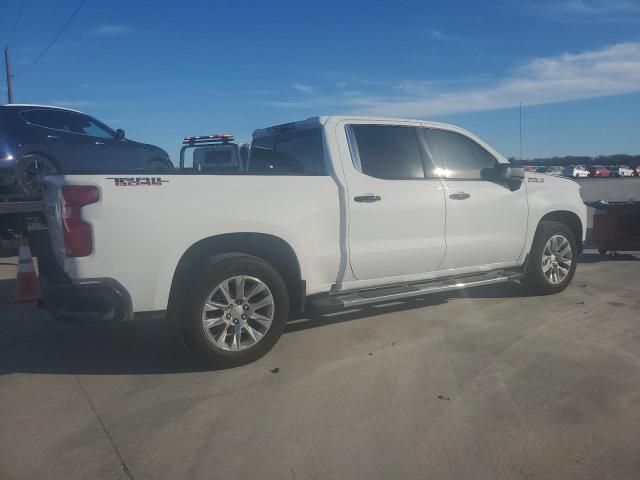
[0, 194, 48, 256]
[0, 195, 44, 215]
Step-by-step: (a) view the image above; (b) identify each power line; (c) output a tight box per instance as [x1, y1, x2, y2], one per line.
[13, 0, 88, 77]
[9, 0, 28, 45]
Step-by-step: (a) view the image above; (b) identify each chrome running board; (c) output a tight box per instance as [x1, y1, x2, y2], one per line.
[309, 270, 522, 311]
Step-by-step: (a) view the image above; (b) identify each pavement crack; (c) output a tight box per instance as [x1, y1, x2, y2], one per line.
[50, 327, 135, 480]
[72, 373, 135, 480]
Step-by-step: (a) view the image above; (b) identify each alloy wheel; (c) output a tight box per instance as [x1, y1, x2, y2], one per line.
[17, 156, 57, 195]
[201, 275, 274, 351]
[541, 234, 572, 285]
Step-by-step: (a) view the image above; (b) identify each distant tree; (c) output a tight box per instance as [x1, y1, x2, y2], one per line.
[521, 154, 640, 167]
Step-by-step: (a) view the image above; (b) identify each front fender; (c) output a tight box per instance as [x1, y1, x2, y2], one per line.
[520, 174, 587, 261]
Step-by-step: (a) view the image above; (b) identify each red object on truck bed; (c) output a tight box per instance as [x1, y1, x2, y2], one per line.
[589, 201, 640, 253]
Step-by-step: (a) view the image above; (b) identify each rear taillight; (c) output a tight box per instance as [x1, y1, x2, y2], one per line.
[61, 186, 99, 257]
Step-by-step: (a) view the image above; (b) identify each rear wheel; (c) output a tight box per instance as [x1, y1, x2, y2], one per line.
[181, 253, 289, 367]
[16, 154, 58, 195]
[523, 221, 577, 295]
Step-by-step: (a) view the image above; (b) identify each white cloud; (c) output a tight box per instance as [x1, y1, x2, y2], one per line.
[355, 42, 640, 117]
[427, 29, 467, 43]
[534, 0, 640, 22]
[264, 43, 640, 118]
[89, 24, 135, 36]
[292, 83, 314, 94]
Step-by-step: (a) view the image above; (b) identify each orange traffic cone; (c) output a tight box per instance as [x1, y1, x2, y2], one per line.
[11, 237, 41, 303]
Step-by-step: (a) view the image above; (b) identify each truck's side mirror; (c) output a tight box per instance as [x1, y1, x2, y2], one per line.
[501, 164, 525, 180]
[482, 163, 525, 190]
[115, 129, 126, 139]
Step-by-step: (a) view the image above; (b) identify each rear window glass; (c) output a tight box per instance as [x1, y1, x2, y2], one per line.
[248, 127, 326, 175]
[182, 145, 241, 172]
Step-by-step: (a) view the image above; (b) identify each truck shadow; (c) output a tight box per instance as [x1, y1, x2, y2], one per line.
[0, 282, 531, 376]
[579, 252, 640, 263]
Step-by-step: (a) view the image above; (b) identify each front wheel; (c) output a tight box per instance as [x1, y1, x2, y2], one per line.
[523, 221, 577, 295]
[181, 253, 289, 367]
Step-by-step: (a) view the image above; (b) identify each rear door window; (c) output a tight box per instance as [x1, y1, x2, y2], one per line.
[20, 109, 80, 133]
[248, 127, 326, 175]
[348, 125, 426, 179]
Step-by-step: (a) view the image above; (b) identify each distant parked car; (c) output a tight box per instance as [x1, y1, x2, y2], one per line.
[588, 165, 610, 178]
[632, 165, 640, 177]
[609, 165, 634, 177]
[562, 165, 589, 178]
[541, 166, 564, 177]
[0, 104, 173, 195]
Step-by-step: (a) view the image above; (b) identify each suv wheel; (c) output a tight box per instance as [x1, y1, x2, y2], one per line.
[523, 221, 577, 295]
[16, 154, 58, 195]
[181, 253, 289, 367]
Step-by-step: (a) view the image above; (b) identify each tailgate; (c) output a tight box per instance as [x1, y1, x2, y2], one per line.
[41, 176, 66, 266]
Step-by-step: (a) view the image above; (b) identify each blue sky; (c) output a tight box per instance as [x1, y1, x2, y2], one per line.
[1, 0, 640, 162]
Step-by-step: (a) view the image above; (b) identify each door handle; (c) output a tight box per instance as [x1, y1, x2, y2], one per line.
[449, 192, 470, 200]
[354, 194, 382, 203]
[95, 141, 105, 145]
[46, 135, 60, 140]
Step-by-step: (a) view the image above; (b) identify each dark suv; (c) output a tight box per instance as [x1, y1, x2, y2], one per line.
[0, 104, 172, 195]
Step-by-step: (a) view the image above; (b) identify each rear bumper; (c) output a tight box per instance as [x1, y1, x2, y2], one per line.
[38, 255, 133, 323]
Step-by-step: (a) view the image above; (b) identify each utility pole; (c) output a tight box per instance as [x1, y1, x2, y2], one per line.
[4, 46, 14, 104]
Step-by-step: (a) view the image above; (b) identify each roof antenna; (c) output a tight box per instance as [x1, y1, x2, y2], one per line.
[519, 101, 523, 161]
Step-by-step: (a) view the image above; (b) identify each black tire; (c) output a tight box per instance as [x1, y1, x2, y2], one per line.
[181, 253, 289, 368]
[598, 248, 607, 255]
[523, 221, 578, 295]
[16, 154, 58, 195]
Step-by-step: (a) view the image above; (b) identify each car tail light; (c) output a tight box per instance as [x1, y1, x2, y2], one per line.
[61, 186, 99, 257]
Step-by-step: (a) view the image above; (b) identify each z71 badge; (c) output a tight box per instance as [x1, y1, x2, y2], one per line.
[528, 177, 544, 183]
[106, 177, 169, 187]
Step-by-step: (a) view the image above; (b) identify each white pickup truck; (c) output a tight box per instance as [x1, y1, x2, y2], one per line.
[40, 116, 587, 366]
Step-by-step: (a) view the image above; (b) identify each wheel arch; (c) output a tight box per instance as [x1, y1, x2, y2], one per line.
[167, 233, 304, 317]
[538, 210, 583, 254]
[20, 150, 60, 168]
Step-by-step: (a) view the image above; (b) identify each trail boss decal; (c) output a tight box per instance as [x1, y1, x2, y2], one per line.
[106, 177, 169, 187]
[528, 177, 544, 183]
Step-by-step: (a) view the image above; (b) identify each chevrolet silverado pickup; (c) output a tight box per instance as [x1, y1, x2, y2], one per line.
[40, 116, 587, 366]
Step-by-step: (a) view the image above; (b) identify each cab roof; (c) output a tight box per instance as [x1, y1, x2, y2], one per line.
[252, 115, 508, 163]
[252, 115, 465, 138]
